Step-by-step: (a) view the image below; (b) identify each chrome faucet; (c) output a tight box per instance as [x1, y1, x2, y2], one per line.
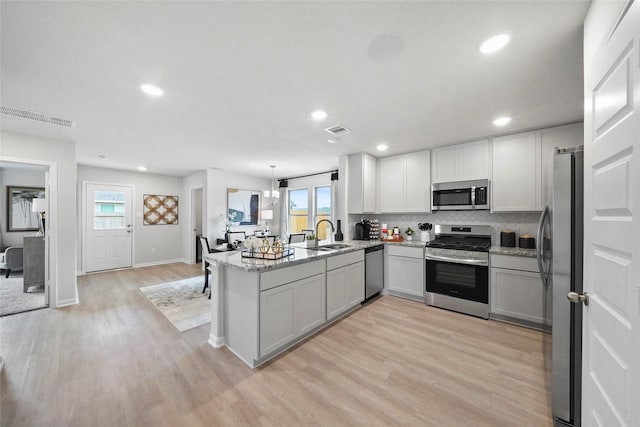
[315, 219, 335, 242]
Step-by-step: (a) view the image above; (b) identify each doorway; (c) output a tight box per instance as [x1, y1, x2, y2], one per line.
[83, 182, 133, 273]
[191, 186, 203, 264]
[0, 160, 50, 316]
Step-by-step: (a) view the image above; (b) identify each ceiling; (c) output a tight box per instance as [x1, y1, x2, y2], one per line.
[0, 1, 590, 179]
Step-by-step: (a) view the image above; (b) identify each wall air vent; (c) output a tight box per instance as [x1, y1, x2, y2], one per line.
[324, 124, 350, 136]
[0, 105, 76, 128]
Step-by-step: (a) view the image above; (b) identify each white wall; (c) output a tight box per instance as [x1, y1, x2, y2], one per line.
[77, 165, 184, 268]
[0, 131, 78, 307]
[205, 169, 272, 243]
[0, 167, 46, 247]
[181, 170, 206, 263]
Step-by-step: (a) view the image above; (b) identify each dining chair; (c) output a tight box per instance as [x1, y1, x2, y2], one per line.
[288, 233, 306, 244]
[198, 236, 214, 298]
[0, 246, 23, 278]
[226, 231, 247, 243]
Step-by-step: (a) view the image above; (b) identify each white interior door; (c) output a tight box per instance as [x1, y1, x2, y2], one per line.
[84, 183, 133, 273]
[583, 2, 640, 425]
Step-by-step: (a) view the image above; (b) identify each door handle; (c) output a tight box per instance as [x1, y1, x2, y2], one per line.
[536, 203, 550, 286]
[127, 230, 132, 233]
[567, 291, 589, 306]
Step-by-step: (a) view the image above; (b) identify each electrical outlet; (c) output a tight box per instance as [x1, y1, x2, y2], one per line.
[151, 248, 157, 254]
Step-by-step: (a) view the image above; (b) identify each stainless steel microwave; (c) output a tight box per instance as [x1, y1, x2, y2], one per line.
[431, 179, 490, 211]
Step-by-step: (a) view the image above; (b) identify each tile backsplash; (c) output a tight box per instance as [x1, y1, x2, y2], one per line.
[349, 211, 540, 245]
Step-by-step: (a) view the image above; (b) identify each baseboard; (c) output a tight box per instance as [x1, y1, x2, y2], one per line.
[381, 289, 426, 303]
[56, 296, 79, 308]
[134, 258, 186, 268]
[208, 333, 225, 349]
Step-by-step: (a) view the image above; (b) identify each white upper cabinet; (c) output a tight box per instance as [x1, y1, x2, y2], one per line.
[432, 139, 490, 183]
[405, 151, 431, 212]
[378, 150, 430, 213]
[492, 131, 538, 212]
[347, 153, 377, 213]
[492, 123, 582, 212]
[536, 123, 583, 210]
[378, 155, 404, 212]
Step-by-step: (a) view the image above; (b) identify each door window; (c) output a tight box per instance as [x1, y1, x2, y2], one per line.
[94, 191, 126, 230]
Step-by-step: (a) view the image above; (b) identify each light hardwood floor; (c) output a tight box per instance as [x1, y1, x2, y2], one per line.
[1, 263, 552, 426]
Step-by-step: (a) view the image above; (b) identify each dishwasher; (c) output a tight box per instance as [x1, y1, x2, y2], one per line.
[364, 244, 384, 301]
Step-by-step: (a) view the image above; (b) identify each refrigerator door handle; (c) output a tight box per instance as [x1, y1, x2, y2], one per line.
[536, 203, 550, 286]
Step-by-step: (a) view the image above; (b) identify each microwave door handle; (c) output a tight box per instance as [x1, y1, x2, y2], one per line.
[471, 186, 476, 209]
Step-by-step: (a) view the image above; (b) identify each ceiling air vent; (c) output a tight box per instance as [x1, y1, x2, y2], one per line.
[0, 105, 76, 128]
[324, 124, 350, 136]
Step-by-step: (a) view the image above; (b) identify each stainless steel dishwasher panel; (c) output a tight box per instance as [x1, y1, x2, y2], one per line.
[365, 245, 384, 300]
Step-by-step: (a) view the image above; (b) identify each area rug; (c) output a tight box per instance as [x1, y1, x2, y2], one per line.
[0, 273, 47, 317]
[139, 276, 210, 332]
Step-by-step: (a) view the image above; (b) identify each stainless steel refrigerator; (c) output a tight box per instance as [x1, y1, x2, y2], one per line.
[537, 146, 583, 427]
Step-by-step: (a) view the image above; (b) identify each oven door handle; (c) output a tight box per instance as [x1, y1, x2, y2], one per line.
[425, 254, 488, 266]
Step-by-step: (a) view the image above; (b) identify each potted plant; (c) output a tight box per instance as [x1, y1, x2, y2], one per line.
[305, 234, 318, 248]
[405, 227, 415, 241]
[418, 223, 433, 242]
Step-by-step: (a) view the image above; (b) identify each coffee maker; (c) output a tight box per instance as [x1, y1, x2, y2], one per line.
[354, 220, 371, 240]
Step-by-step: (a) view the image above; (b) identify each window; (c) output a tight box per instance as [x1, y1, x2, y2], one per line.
[288, 188, 309, 234]
[287, 185, 333, 239]
[94, 190, 126, 229]
[315, 186, 331, 240]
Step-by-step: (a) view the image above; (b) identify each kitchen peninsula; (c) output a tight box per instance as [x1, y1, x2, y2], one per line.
[205, 240, 381, 368]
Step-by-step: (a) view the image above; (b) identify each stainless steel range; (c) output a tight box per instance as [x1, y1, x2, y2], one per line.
[424, 225, 491, 319]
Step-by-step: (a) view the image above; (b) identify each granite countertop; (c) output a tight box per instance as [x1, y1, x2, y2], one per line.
[205, 239, 384, 272]
[489, 246, 537, 258]
[383, 239, 427, 248]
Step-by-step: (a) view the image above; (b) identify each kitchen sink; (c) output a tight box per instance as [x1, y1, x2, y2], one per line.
[318, 243, 351, 250]
[303, 243, 351, 251]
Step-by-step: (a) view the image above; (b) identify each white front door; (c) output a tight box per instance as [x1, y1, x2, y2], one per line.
[84, 183, 133, 273]
[583, 2, 640, 425]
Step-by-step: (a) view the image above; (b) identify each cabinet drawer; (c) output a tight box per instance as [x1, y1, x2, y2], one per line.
[490, 254, 538, 273]
[327, 250, 364, 270]
[260, 260, 325, 291]
[386, 245, 424, 259]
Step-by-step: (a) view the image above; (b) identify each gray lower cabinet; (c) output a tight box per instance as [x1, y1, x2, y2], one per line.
[224, 251, 366, 368]
[327, 256, 365, 320]
[385, 245, 425, 299]
[259, 273, 326, 356]
[490, 254, 551, 329]
[24, 236, 45, 290]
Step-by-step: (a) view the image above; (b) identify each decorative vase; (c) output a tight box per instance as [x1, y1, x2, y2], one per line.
[335, 220, 344, 241]
[406, 235, 413, 241]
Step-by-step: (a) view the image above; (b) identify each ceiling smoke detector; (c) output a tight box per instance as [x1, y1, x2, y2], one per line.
[324, 125, 350, 136]
[0, 105, 76, 128]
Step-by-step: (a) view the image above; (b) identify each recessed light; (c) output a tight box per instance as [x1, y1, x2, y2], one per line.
[140, 84, 164, 97]
[376, 143, 388, 152]
[98, 154, 109, 160]
[137, 166, 147, 171]
[493, 116, 511, 126]
[480, 33, 510, 54]
[311, 110, 327, 121]
[328, 139, 338, 144]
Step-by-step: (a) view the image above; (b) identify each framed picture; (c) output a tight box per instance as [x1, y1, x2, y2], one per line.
[7, 186, 45, 232]
[227, 188, 260, 225]
[143, 194, 179, 225]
